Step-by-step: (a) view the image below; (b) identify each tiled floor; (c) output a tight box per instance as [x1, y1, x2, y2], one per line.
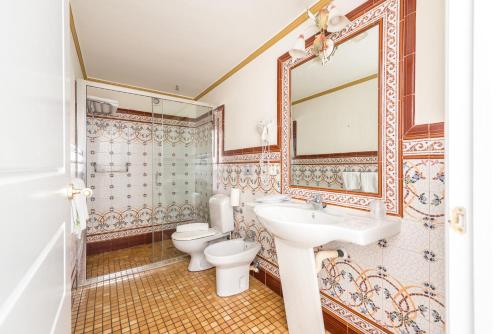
[73, 259, 290, 333]
[86, 239, 184, 279]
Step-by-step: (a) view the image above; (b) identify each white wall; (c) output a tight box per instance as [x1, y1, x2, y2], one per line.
[200, 0, 445, 150]
[415, 0, 445, 124]
[292, 78, 378, 154]
[200, 18, 312, 150]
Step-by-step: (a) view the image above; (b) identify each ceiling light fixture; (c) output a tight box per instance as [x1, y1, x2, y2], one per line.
[289, 1, 350, 65]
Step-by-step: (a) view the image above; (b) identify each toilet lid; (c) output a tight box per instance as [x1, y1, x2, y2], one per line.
[172, 228, 218, 241]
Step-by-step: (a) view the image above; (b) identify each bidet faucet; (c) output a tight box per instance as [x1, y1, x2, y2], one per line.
[307, 194, 327, 210]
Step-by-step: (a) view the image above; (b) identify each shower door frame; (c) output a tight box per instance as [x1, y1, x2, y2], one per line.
[76, 79, 215, 286]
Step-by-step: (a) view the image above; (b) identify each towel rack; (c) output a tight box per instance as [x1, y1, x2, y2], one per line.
[91, 162, 129, 173]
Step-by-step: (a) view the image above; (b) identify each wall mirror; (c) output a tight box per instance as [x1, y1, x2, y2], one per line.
[290, 24, 380, 194]
[278, 0, 402, 215]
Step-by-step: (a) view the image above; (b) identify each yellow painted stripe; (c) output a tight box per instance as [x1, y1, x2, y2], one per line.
[291, 74, 378, 105]
[69, 5, 87, 79]
[194, 0, 332, 100]
[86, 77, 195, 100]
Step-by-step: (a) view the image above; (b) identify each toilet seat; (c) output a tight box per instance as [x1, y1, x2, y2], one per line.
[172, 228, 218, 241]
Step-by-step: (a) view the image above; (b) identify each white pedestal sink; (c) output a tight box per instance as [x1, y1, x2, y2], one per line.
[254, 203, 401, 334]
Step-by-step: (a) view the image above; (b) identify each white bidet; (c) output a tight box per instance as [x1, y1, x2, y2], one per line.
[204, 238, 261, 297]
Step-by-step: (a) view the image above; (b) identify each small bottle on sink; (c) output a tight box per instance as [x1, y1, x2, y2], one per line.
[370, 199, 386, 220]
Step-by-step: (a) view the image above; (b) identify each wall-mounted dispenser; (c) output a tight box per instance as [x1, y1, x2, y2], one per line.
[256, 120, 275, 179]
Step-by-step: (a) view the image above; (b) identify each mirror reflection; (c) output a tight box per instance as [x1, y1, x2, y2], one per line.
[290, 24, 380, 193]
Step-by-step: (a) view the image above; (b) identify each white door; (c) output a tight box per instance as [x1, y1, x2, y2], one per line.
[0, 0, 72, 333]
[446, 0, 474, 333]
[447, 0, 500, 333]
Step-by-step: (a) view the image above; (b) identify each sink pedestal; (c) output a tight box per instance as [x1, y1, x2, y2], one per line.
[275, 238, 325, 334]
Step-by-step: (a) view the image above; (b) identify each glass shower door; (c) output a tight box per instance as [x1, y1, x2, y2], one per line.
[151, 98, 213, 264]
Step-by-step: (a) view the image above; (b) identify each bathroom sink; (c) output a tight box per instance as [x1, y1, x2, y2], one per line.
[254, 203, 401, 334]
[254, 205, 401, 248]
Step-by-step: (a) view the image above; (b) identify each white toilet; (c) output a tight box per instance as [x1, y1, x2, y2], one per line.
[172, 193, 261, 297]
[172, 194, 234, 271]
[204, 238, 261, 297]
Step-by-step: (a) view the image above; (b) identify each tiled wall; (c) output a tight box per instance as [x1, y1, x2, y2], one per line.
[291, 156, 378, 190]
[214, 111, 445, 334]
[86, 112, 212, 243]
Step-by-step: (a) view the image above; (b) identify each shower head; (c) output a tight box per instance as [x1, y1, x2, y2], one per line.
[87, 95, 119, 115]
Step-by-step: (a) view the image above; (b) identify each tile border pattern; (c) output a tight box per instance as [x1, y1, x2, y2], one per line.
[402, 138, 445, 157]
[292, 156, 378, 165]
[86, 221, 183, 243]
[87, 109, 212, 128]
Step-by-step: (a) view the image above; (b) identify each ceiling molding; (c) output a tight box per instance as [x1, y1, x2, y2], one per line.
[85, 77, 195, 100]
[292, 73, 378, 105]
[71, 0, 332, 102]
[70, 5, 195, 100]
[194, 0, 332, 101]
[69, 5, 87, 79]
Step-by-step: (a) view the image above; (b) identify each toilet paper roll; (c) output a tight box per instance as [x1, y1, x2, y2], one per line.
[230, 188, 240, 207]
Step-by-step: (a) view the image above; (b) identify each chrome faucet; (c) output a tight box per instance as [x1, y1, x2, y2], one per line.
[307, 194, 327, 210]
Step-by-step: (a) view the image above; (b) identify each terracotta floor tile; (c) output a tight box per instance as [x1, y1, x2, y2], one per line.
[73, 259, 289, 333]
[86, 239, 184, 279]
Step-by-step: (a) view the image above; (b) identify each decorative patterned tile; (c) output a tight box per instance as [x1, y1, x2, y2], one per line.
[402, 138, 445, 156]
[291, 163, 378, 190]
[428, 159, 445, 223]
[211, 158, 445, 334]
[86, 115, 213, 241]
[386, 218, 430, 254]
[381, 248, 431, 334]
[320, 258, 386, 324]
[403, 159, 431, 222]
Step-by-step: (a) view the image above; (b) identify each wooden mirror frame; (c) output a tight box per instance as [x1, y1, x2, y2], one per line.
[278, 0, 403, 216]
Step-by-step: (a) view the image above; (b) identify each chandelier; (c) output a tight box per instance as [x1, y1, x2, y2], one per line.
[289, 1, 350, 65]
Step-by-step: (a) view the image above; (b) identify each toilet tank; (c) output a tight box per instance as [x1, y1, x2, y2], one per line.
[209, 194, 234, 233]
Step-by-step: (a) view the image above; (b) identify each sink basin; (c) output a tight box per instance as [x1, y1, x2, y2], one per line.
[254, 205, 401, 248]
[254, 203, 401, 334]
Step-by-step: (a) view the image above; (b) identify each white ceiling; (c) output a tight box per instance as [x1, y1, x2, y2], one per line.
[72, 0, 320, 98]
[291, 24, 379, 101]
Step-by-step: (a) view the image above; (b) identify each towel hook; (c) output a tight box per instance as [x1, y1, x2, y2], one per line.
[67, 184, 93, 200]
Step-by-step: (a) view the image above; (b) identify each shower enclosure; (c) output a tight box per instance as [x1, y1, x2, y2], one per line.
[83, 85, 214, 281]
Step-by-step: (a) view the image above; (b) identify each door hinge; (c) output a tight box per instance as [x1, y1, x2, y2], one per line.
[448, 206, 466, 234]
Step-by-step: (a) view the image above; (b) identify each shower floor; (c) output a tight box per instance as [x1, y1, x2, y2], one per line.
[86, 239, 185, 279]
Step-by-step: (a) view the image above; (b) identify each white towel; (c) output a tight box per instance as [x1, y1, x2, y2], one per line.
[361, 172, 378, 193]
[176, 223, 209, 232]
[342, 172, 361, 190]
[71, 178, 89, 239]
